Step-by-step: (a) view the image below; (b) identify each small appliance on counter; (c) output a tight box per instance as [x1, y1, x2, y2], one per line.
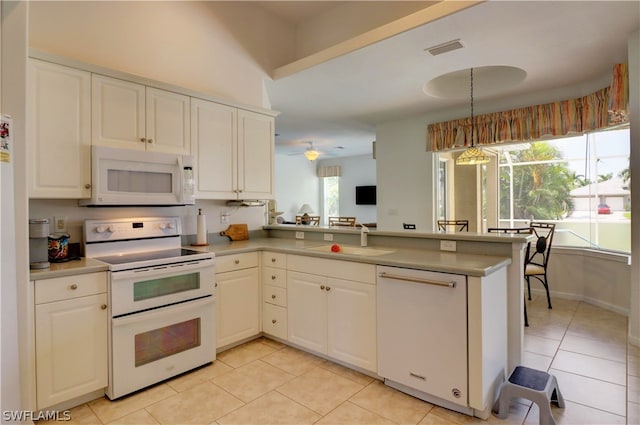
[48, 232, 71, 262]
[29, 218, 50, 269]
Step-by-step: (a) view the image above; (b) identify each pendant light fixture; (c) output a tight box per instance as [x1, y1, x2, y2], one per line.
[455, 68, 490, 165]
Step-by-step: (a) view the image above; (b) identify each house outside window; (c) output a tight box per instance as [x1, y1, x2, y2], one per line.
[497, 127, 630, 252]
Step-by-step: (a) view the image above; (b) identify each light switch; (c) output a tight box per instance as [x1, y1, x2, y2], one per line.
[54, 216, 67, 232]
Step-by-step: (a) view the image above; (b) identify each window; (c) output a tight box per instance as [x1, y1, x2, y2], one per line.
[436, 127, 630, 253]
[497, 127, 630, 252]
[322, 176, 339, 225]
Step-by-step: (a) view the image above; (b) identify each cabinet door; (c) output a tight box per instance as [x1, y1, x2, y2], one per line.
[237, 110, 274, 199]
[28, 59, 92, 198]
[92, 74, 146, 150]
[191, 98, 237, 199]
[326, 278, 377, 372]
[146, 87, 190, 155]
[216, 267, 260, 347]
[35, 294, 108, 409]
[287, 271, 327, 354]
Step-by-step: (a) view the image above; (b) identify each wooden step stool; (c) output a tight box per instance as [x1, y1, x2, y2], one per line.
[493, 366, 565, 425]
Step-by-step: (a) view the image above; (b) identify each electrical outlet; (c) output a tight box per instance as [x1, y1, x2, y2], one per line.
[323, 233, 333, 241]
[54, 216, 67, 232]
[295, 231, 304, 240]
[440, 240, 457, 252]
[220, 212, 229, 224]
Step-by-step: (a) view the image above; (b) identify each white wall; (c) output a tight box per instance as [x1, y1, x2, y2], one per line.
[28, 1, 295, 108]
[628, 30, 640, 345]
[548, 249, 630, 315]
[273, 153, 377, 224]
[294, 2, 431, 59]
[2, 0, 28, 415]
[376, 116, 434, 232]
[318, 154, 376, 224]
[274, 153, 320, 221]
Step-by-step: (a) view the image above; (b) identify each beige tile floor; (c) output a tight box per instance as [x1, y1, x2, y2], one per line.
[42, 295, 632, 425]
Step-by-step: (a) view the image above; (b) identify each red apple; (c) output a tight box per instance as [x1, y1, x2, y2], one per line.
[331, 244, 341, 252]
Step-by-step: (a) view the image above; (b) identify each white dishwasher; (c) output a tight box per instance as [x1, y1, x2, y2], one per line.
[377, 265, 470, 414]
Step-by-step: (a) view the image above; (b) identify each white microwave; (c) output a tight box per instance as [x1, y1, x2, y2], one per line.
[80, 146, 195, 206]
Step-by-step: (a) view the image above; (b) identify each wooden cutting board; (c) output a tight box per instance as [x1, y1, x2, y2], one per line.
[220, 224, 249, 241]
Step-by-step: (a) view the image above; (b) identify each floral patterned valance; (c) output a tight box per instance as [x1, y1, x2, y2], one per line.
[427, 63, 629, 152]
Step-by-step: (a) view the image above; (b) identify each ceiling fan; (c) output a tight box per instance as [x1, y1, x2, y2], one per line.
[289, 141, 322, 161]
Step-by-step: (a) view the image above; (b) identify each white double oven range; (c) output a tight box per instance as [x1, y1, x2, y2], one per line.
[84, 217, 215, 400]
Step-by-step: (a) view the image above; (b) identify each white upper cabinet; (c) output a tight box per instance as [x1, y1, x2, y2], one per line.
[28, 59, 92, 199]
[191, 98, 274, 199]
[191, 98, 237, 199]
[237, 110, 274, 199]
[145, 87, 191, 155]
[92, 75, 190, 155]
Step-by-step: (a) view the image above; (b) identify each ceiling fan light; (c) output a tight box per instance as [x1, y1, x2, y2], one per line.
[304, 149, 320, 161]
[455, 146, 490, 165]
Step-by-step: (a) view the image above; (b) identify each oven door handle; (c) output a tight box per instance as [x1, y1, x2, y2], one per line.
[111, 260, 214, 280]
[112, 296, 214, 327]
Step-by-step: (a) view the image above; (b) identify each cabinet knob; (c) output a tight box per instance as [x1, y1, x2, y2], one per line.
[234, 259, 240, 264]
[271, 275, 276, 280]
[101, 304, 107, 310]
[215, 282, 218, 288]
[84, 183, 91, 189]
[140, 138, 146, 143]
[147, 138, 153, 144]
[325, 286, 331, 292]
[271, 294, 276, 299]
[272, 319, 277, 324]
[271, 258, 276, 263]
[320, 285, 325, 290]
[69, 284, 78, 290]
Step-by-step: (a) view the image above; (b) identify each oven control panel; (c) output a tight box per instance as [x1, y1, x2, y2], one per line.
[84, 217, 182, 243]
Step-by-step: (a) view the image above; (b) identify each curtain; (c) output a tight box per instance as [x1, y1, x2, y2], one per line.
[427, 64, 629, 152]
[317, 165, 341, 177]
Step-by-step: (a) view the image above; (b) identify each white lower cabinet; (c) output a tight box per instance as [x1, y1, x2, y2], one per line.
[34, 272, 108, 410]
[215, 253, 260, 348]
[287, 255, 377, 373]
[261, 252, 288, 340]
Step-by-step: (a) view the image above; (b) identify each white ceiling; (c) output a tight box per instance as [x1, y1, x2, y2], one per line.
[263, 1, 640, 159]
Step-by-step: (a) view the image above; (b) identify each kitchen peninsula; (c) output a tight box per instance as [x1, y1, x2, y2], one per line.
[30, 225, 529, 418]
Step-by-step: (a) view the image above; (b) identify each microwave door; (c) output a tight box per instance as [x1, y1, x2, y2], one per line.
[81, 146, 185, 206]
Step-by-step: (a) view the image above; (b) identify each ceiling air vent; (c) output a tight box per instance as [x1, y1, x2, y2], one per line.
[425, 39, 464, 56]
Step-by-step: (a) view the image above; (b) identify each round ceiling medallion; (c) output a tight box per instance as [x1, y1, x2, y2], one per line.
[423, 65, 527, 99]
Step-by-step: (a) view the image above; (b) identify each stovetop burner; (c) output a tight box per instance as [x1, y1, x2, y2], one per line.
[94, 248, 207, 266]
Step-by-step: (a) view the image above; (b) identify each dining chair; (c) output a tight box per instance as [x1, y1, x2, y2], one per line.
[295, 215, 320, 226]
[487, 226, 534, 327]
[437, 219, 469, 232]
[525, 222, 556, 309]
[328, 216, 356, 227]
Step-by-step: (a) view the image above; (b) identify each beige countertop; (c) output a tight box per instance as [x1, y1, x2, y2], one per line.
[29, 258, 109, 280]
[31, 236, 512, 280]
[197, 238, 511, 277]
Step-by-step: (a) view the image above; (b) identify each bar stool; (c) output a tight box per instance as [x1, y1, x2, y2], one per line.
[493, 366, 565, 425]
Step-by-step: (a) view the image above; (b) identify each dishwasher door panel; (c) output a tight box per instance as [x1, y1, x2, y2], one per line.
[377, 266, 468, 407]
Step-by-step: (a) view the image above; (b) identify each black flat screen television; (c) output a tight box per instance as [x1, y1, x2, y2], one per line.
[355, 185, 376, 205]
